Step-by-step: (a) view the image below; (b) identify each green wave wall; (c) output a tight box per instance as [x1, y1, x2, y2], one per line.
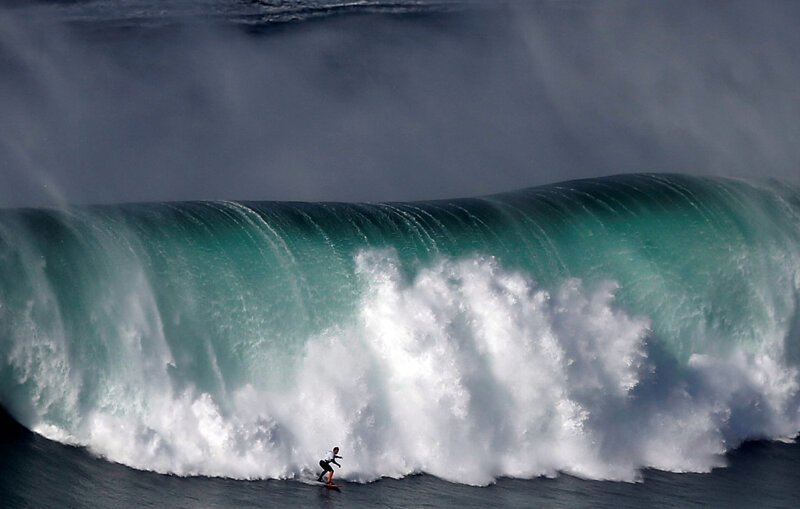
[0, 174, 799, 481]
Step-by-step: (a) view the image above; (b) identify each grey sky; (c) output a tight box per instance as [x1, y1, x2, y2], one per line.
[0, 0, 798, 208]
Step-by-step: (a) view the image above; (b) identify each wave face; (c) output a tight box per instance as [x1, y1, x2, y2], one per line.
[1, 174, 799, 484]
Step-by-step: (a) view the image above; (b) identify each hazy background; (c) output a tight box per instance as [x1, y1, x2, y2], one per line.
[0, 0, 798, 207]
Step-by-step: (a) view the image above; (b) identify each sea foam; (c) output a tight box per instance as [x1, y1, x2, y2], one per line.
[1, 174, 798, 484]
[26, 249, 798, 485]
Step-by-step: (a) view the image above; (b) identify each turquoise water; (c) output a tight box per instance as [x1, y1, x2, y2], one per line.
[1, 174, 799, 483]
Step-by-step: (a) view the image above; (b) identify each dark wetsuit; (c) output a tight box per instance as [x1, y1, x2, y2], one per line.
[317, 450, 341, 482]
[319, 459, 334, 476]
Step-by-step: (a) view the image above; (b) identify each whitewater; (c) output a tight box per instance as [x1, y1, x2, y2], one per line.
[0, 173, 798, 485]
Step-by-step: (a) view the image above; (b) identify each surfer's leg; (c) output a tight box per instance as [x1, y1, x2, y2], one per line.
[327, 469, 334, 483]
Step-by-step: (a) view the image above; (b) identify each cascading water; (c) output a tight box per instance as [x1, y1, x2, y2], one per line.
[0, 174, 798, 484]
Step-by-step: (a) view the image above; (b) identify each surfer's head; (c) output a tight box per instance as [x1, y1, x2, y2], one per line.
[333, 447, 339, 453]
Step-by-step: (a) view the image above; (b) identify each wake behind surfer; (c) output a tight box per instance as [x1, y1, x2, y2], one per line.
[317, 446, 342, 483]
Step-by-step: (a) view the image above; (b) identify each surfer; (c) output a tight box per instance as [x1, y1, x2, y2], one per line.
[317, 447, 342, 483]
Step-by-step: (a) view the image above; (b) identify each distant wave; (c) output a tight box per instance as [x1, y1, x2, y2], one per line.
[3, 0, 477, 29]
[1, 174, 799, 484]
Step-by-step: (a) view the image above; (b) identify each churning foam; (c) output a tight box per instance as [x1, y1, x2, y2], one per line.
[24, 249, 800, 484]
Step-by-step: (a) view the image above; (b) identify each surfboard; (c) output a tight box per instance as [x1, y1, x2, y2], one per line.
[307, 480, 341, 491]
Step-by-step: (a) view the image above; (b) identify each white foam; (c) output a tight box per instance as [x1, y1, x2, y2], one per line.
[19, 249, 800, 484]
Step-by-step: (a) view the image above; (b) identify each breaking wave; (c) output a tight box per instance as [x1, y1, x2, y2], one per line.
[1, 174, 799, 484]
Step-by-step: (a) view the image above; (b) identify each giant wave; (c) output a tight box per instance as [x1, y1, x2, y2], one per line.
[0, 174, 799, 484]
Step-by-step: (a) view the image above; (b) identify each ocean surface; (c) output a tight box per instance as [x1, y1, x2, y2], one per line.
[2, 418, 800, 508]
[2, 1, 800, 508]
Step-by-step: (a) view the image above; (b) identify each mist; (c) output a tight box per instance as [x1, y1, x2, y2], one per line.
[0, 0, 798, 208]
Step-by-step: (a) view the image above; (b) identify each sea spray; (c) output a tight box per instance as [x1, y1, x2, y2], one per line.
[0, 174, 799, 483]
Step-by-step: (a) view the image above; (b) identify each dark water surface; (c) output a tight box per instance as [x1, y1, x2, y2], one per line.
[2, 425, 798, 509]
